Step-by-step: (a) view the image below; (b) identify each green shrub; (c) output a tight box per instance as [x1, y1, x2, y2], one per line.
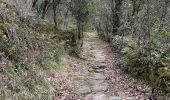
[117, 38, 170, 92]
[111, 35, 125, 52]
[0, 3, 66, 99]
[118, 48, 149, 80]
[60, 30, 82, 56]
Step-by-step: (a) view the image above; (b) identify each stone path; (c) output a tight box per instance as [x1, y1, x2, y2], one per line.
[72, 32, 121, 100]
[51, 32, 151, 100]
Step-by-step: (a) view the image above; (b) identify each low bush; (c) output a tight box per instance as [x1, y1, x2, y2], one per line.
[116, 36, 170, 92]
[0, 2, 66, 99]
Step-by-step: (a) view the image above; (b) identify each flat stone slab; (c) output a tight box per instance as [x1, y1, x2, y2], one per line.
[89, 79, 105, 85]
[109, 96, 121, 100]
[92, 82, 108, 92]
[76, 85, 91, 95]
[92, 63, 107, 69]
[95, 52, 105, 60]
[85, 93, 121, 100]
[85, 93, 109, 100]
[89, 67, 105, 73]
[89, 73, 106, 80]
[73, 80, 91, 95]
[93, 93, 108, 100]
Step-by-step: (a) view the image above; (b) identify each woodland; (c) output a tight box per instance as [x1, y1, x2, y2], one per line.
[0, 0, 170, 100]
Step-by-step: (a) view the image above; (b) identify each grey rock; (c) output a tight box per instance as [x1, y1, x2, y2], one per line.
[85, 93, 109, 100]
[92, 63, 107, 69]
[92, 82, 108, 92]
[73, 80, 91, 95]
[89, 79, 105, 85]
[76, 85, 91, 95]
[89, 73, 106, 80]
[109, 96, 121, 100]
[89, 68, 104, 73]
[93, 93, 108, 100]
[95, 52, 105, 60]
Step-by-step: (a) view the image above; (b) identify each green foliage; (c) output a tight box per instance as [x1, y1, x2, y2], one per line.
[0, 2, 67, 99]
[0, 64, 54, 100]
[93, 0, 170, 93]
[47, 61, 62, 72]
[70, 0, 89, 23]
[118, 37, 170, 92]
[111, 35, 124, 52]
[60, 30, 82, 56]
[161, 32, 170, 37]
[117, 39, 149, 80]
[0, 29, 4, 37]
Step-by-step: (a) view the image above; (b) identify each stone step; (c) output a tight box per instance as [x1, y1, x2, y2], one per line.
[89, 68, 105, 73]
[92, 63, 107, 69]
[88, 73, 106, 80]
[85, 93, 108, 100]
[93, 69, 105, 73]
[92, 82, 108, 92]
[89, 79, 105, 85]
[76, 85, 91, 95]
[85, 93, 121, 100]
[73, 80, 91, 95]
[109, 96, 121, 100]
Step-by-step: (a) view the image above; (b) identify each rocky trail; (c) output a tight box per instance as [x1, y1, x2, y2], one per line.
[50, 32, 151, 100]
[72, 33, 121, 100]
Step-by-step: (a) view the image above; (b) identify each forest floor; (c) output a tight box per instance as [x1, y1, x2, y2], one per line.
[48, 32, 151, 100]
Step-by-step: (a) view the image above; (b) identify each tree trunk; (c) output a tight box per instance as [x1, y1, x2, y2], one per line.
[32, 0, 38, 8]
[41, 0, 50, 19]
[132, 0, 144, 16]
[77, 21, 83, 48]
[111, 0, 122, 35]
[53, 0, 61, 32]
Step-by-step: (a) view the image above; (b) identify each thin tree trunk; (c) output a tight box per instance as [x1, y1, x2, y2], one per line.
[32, 0, 38, 8]
[77, 21, 83, 48]
[42, 0, 49, 19]
[53, 0, 59, 32]
[111, 0, 122, 35]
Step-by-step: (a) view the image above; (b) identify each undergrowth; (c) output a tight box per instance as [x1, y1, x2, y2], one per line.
[0, 2, 66, 99]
